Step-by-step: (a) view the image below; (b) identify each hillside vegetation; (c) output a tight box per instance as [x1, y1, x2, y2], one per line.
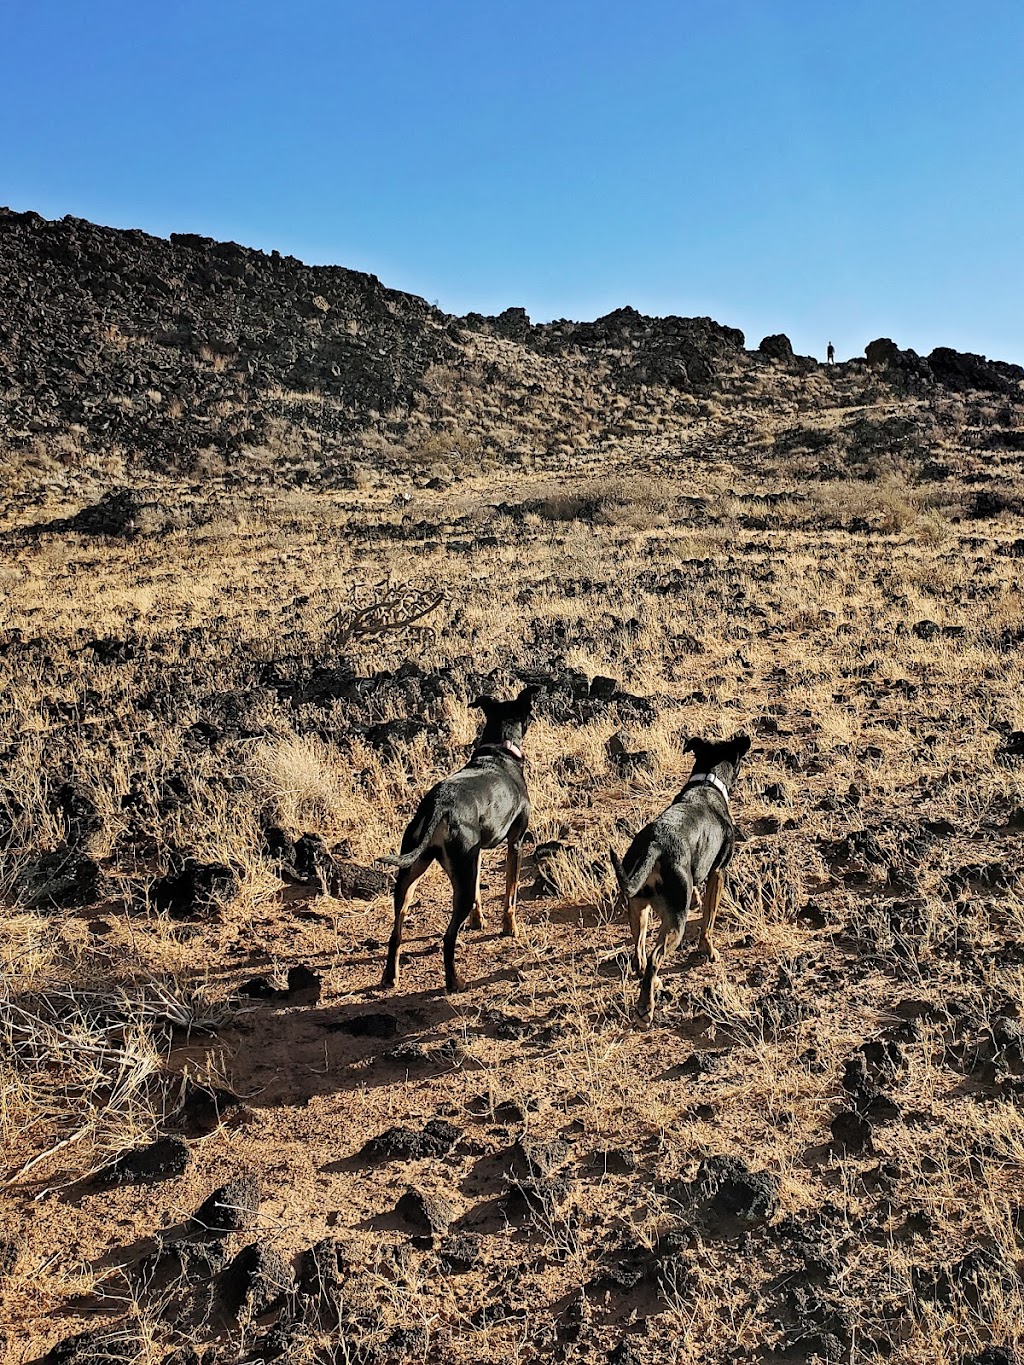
[1, 209, 1023, 1365]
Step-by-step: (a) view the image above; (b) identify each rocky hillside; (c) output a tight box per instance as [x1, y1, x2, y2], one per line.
[1, 205, 1022, 503]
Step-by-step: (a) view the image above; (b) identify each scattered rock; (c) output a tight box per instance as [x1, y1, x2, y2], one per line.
[169, 1083, 243, 1136]
[151, 859, 237, 918]
[504, 1174, 572, 1220]
[96, 1136, 190, 1186]
[996, 731, 1024, 761]
[759, 333, 794, 362]
[360, 1118, 460, 1162]
[294, 1238, 346, 1329]
[508, 1133, 569, 1180]
[865, 337, 900, 368]
[49, 782, 102, 845]
[19, 847, 102, 909]
[40, 1326, 144, 1365]
[964, 1348, 1020, 1365]
[831, 1109, 873, 1152]
[219, 1242, 294, 1317]
[607, 1341, 644, 1365]
[438, 1232, 482, 1273]
[395, 1187, 454, 1234]
[913, 1245, 1019, 1313]
[191, 1178, 261, 1234]
[286, 964, 322, 1003]
[694, 1155, 781, 1226]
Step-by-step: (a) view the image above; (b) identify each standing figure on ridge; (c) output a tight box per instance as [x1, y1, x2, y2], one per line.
[827, 341, 835, 364]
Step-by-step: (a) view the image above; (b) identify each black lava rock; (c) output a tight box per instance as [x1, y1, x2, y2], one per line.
[97, 1136, 190, 1186]
[831, 1109, 873, 1152]
[395, 1187, 454, 1234]
[438, 1232, 482, 1273]
[696, 1155, 780, 1225]
[151, 859, 237, 918]
[191, 1177, 261, 1233]
[40, 1326, 144, 1365]
[219, 1242, 294, 1317]
[360, 1118, 460, 1162]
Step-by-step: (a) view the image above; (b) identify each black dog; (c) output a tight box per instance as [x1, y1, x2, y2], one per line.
[381, 685, 541, 993]
[610, 733, 750, 1025]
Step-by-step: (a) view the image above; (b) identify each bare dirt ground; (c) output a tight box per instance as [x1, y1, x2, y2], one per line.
[1, 411, 1024, 1364]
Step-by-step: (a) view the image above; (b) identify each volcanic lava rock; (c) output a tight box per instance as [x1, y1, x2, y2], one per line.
[360, 1118, 460, 1163]
[508, 1133, 570, 1180]
[395, 1187, 454, 1234]
[151, 858, 237, 918]
[191, 1177, 261, 1234]
[170, 1083, 243, 1136]
[286, 833, 388, 900]
[40, 1326, 144, 1365]
[49, 782, 102, 845]
[831, 1109, 873, 1152]
[96, 1136, 190, 1186]
[294, 1238, 347, 1328]
[219, 1242, 294, 1317]
[913, 1245, 1019, 1312]
[996, 731, 1024, 760]
[438, 1232, 482, 1273]
[20, 847, 102, 909]
[693, 1155, 781, 1226]
[865, 338, 900, 368]
[759, 333, 795, 362]
[964, 1348, 1020, 1365]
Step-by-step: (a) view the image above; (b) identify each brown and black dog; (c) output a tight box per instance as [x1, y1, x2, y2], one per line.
[380, 686, 540, 993]
[610, 733, 750, 1025]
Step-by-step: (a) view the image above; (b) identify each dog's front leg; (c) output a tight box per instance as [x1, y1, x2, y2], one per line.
[468, 856, 484, 931]
[503, 837, 522, 937]
[698, 870, 724, 961]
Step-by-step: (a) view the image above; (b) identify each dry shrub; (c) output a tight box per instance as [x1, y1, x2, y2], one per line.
[253, 732, 374, 839]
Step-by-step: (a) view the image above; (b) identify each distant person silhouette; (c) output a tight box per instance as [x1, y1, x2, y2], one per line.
[827, 341, 835, 364]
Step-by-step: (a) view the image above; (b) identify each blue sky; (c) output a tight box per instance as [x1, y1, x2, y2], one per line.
[3, 1, 1023, 362]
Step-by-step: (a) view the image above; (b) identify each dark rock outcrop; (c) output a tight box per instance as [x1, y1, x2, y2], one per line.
[759, 333, 794, 362]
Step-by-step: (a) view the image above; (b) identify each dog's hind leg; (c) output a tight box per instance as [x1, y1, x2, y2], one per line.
[629, 900, 651, 975]
[382, 856, 431, 988]
[468, 857, 484, 931]
[502, 834, 523, 937]
[636, 869, 690, 1026]
[698, 869, 724, 962]
[637, 908, 686, 1026]
[443, 847, 481, 993]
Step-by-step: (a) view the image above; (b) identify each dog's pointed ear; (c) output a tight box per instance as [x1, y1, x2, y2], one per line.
[469, 696, 494, 713]
[516, 684, 542, 709]
[731, 733, 752, 758]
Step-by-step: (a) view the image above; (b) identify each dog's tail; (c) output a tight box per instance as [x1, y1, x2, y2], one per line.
[378, 819, 445, 871]
[609, 844, 659, 900]
[609, 848, 630, 898]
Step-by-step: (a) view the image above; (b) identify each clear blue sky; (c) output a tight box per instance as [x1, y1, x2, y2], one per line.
[3, 1, 1023, 363]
